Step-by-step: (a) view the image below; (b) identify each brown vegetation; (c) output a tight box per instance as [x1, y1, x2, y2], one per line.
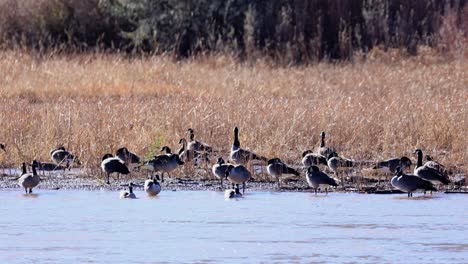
[0, 48, 466, 182]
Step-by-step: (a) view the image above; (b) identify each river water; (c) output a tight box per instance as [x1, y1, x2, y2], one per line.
[0, 189, 466, 263]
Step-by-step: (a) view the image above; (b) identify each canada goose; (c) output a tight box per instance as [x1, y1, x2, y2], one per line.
[230, 127, 267, 165]
[391, 166, 437, 197]
[424, 155, 448, 176]
[101, 154, 130, 184]
[144, 175, 162, 196]
[143, 153, 184, 182]
[306, 165, 338, 194]
[414, 149, 449, 186]
[327, 152, 354, 188]
[116, 147, 140, 166]
[18, 160, 40, 194]
[225, 164, 252, 194]
[50, 146, 79, 168]
[266, 158, 300, 187]
[186, 128, 213, 152]
[36, 161, 67, 172]
[212, 157, 231, 188]
[178, 138, 209, 164]
[373, 156, 412, 174]
[317, 131, 334, 157]
[224, 185, 243, 199]
[120, 183, 137, 199]
[301, 150, 327, 167]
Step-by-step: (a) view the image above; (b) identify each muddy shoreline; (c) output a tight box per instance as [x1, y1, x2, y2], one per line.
[2, 171, 466, 194]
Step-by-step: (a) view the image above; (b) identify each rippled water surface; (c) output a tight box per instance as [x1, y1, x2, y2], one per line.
[0, 190, 466, 263]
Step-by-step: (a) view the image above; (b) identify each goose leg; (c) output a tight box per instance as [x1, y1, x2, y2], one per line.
[326, 188, 328, 195]
[242, 182, 245, 194]
[161, 172, 164, 183]
[24, 188, 28, 194]
[408, 192, 410, 198]
[106, 173, 110, 185]
[314, 188, 317, 195]
[29, 188, 32, 194]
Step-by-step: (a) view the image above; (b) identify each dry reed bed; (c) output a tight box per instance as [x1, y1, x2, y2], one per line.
[0, 50, 466, 179]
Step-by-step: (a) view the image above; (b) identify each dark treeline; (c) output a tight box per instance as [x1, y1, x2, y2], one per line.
[0, 0, 466, 62]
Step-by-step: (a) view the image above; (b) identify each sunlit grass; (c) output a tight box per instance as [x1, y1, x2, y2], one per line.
[0, 48, 466, 180]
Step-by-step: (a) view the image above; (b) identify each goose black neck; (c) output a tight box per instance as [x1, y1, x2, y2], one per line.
[21, 163, 27, 174]
[320, 133, 325, 148]
[233, 129, 240, 148]
[129, 186, 133, 193]
[189, 132, 194, 141]
[416, 151, 423, 168]
[32, 164, 37, 176]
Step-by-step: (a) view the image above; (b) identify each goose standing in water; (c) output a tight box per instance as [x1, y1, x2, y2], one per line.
[120, 183, 137, 199]
[212, 157, 231, 189]
[301, 150, 328, 167]
[143, 152, 184, 182]
[116, 147, 141, 167]
[306, 165, 338, 194]
[101, 154, 130, 184]
[186, 128, 213, 152]
[413, 149, 449, 189]
[50, 146, 79, 168]
[224, 185, 243, 199]
[266, 158, 300, 187]
[225, 164, 252, 194]
[317, 131, 334, 157]
[18, 160, 40, 194]
[391, 166, 437, 197]
[230, 127, 267, 165]
[144, 175, 162, 196]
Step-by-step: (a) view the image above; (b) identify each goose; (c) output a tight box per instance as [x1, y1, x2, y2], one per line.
[186, 128, 213, 152]
[373, 156, 412, 174]
[305, 165, 338, 194]
[327, 152, 354, 187]
[120, 183, 137, 199]
[212, 157, 231, 188]
[225, 164, 251, 194]
[36, 161, 67, 172]
[18, 160, 40, 194]
[101, 153, 130, 184]
[317, 131, 334, 157]
[424, 155, 448, 176]
[144, 175, 162, 196]
[301, 150, 327, 167]
[50, 146, 79, 168]
[230, 127, 267, 165]
[224, 185, 243, 199]
[391, 166, 437, 197]
[143, 153, 184, 182]
[178, 138, 209, 164]
[413, 149, 449, 186]
[116, 147, 141, 166]
[266, 158, 300, 187]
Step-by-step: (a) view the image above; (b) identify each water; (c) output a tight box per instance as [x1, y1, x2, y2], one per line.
[0, 190, 466, 263]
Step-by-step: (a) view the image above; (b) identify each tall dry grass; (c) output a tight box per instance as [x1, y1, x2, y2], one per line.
[0, 48, 466, 180]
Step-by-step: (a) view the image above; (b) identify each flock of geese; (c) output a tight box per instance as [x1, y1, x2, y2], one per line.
[2, 127, 452, 199]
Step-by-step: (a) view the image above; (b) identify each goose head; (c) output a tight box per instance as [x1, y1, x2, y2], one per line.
[413, 149, 422, 155]
[400, 156, 412, 168]
[0, 143, 5, 152]
[217, 157, 225, 165]
[161, 146, 172, 154]
[267, 158, 282, 165]
[178, 138, 187, 145]
[102, 153, 114, 161]
[327, 152, 339, 160]
[302, 150, 313, 157]
[425, 155, 433, 161]
[116, 147, 129, 156]
[307, 165, 320, 173]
